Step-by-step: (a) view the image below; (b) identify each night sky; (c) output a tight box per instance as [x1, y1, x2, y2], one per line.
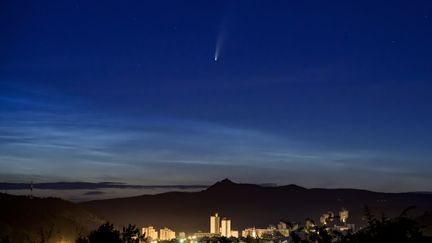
[1, 0, 432, 192]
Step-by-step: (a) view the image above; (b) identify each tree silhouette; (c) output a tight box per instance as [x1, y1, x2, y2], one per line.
[287, 207, 432, 243]
[77, 222, 145, 243]
[307, 226, 333, 243]
[340, 207, 430, 243]
[75, 235, 89, 243]
[87, 222, 121, 243]
[25, 224, 54, 243]
[121, 224, 144, 243]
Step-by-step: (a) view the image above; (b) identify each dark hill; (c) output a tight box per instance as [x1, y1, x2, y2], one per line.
[81, 179, 432, 234]
[417, 211, 432, 236]
[0, 193, 103, 243]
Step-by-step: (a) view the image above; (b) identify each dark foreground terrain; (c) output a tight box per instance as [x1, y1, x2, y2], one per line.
[1, 179, 432, 242]
[0, 193, 102, 242]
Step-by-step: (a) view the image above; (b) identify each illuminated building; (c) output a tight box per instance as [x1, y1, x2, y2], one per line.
[334, 223, 355, 232]
[242, 227, 274, 238]
[159, 227, 176, 241]
[210, 213, 220, 234]
[320, 211, 334, 225]
[231, 230, 239, 238]
[142, 226, 158, 240]
[305, 219, 315, 230]
[278, 221, 287, 230]
[339, 208, 349, 223]
[277, 221, 290, 237]
[221, 218, 231, 237]
[320, 214, 328, 225]
[193, 231, 213, 238]
[242, 227, 257, 238]
[178, 232, 186, 239]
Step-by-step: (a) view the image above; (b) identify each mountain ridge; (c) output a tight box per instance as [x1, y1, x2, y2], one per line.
[2, 179, 432, 239]
[80, 179, 432, 233]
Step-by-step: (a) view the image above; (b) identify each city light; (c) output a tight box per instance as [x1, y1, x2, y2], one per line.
[139, 208, 352, 242]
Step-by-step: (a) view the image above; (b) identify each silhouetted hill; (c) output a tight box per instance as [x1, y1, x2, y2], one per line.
[81, 179, 432, 234]
[0, 193, 103, 242]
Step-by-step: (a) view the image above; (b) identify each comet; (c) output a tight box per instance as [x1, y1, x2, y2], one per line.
[214, 25, 225, 62]
[214, 38, 221, 62]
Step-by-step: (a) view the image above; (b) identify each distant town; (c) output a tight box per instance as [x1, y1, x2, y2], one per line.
[1, 181, 431, 242]
[141, 209, 353, 242]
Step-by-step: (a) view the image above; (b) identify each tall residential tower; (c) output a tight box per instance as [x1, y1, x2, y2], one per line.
[210, 213, 220, 234]
[221, 218, 231, 237]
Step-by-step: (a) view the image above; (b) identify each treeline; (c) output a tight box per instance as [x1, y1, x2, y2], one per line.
[290, 207, 431, 243]
[1, 208, 431, 243]
[75, 223, 144, 243]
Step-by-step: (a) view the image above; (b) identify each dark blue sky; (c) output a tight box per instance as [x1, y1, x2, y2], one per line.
[1, 0, 432, 192]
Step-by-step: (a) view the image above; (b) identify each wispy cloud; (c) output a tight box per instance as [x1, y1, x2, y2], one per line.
[0, 182, 208, 190]
[1, 108, 431, 191]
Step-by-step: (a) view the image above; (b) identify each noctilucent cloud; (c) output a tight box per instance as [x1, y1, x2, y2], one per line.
[1, 0, 432, 192]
